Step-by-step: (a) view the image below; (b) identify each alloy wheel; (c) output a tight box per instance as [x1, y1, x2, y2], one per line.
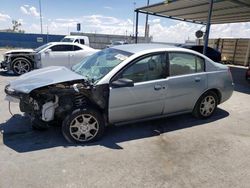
[69, 114, 99, 142]
[13, 60, 30, 75]
[199, 95, 216, 117]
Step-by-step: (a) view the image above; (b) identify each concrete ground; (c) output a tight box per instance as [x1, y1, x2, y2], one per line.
[0, 54, 250, 188]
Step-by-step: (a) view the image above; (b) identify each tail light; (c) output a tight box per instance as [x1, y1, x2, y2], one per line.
[247, 69, 250, 76]
[228, 67, 233, 81]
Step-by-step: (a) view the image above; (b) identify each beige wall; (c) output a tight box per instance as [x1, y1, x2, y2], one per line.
[198, 38, 250, 66]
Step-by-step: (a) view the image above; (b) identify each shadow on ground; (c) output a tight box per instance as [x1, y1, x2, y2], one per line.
[229, 66, 250, 94]
[0, 108, 229, 153]
[0, 70, 16, 77]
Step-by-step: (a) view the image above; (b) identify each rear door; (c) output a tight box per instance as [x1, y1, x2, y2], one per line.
[162, 52, 207, 114]
[109, 52, 168, 123]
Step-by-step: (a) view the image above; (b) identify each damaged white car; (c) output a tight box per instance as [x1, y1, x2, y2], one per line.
[0, 42, 98, 75]
[4, 44, 234, 143]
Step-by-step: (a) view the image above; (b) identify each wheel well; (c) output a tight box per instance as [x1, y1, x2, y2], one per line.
[206, 88, 222, 104]
[87, 102, 108, 124]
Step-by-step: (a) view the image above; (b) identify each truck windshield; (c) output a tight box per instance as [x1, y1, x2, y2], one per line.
[61, 38, 74, 42]
[72, 48, 133, 83]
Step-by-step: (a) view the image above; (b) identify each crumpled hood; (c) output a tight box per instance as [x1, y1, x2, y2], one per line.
[8, 66, 84, 94]
[5, 49, 35, 54]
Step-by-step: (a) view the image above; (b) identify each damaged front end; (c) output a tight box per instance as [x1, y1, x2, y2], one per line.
[5, 80, 109, 127]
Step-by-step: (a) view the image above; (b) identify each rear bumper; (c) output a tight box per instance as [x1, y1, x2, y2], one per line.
[220, 82, 234, 104]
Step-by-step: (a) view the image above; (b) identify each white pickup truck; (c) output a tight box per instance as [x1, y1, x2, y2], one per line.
[61, 36, 90, 46]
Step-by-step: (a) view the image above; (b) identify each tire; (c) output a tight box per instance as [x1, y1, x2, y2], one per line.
[62, 108, 105, 143]
[31, 118, 49, 131]
[192, 91, 218, 119]
[12, 57, 32, 75]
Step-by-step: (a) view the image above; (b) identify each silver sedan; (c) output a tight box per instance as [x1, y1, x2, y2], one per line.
[5, 44, 234, 143]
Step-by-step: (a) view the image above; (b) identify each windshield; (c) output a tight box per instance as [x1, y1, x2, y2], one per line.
[35, 43, 52, 52]
[61, 38, 74, 42]
[72, 48, 133, 83]
[112, 41, 122, 45]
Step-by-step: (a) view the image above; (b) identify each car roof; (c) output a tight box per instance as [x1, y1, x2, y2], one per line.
[111, 43, 179, 54]
[46, 42, 93, 49]
[64, 36, 87, 39]
[48, 42, 86, 46]
[181, 45, 212, 49]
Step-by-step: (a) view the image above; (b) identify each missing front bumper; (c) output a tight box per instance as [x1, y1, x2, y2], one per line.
[5, 95, 20, 103]
[0, 61, 10, 70]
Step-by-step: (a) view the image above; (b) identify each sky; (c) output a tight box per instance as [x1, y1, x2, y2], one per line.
[0, 0, 250, 43]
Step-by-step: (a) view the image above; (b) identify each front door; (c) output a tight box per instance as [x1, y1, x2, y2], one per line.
[109, 53, 168, 123]
[41, 44, 71, 68]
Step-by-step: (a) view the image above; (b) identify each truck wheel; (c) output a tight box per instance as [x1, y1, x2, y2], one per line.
[62, 108, 105, 143]
[12, 58, 32, 75]
[192, 91, 218, 119]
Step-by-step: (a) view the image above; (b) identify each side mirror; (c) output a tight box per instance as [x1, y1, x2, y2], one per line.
[111, 78, 134, 88]
[44, 49, 52, 54]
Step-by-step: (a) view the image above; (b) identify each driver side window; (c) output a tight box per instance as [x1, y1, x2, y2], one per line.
[121, 53, 167, 83]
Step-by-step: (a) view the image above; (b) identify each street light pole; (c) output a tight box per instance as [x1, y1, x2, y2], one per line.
[145, 0, 150, 38]
[132, 1, 136, 36]
[39, 0, 43, 34]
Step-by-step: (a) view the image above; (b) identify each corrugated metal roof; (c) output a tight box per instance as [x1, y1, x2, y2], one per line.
[136, 0, 250, 24]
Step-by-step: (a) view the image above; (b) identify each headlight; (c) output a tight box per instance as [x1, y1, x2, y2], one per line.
[4, 55, 10, 62]
[5, 84, 15, 95]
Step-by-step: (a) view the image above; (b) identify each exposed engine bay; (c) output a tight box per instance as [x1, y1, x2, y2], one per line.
[17, 80, 109, 124]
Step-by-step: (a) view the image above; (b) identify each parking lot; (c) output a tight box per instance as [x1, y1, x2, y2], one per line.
[0, 49, 250, 188]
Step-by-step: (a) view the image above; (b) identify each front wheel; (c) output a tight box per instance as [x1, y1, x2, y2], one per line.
[62, 108, 105, 143]
[12, 58, 32, 75]
[193, 91, 218, 119]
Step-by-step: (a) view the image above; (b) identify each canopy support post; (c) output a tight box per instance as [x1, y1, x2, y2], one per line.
[135, 10, 139, 44]
[203, 0, 214, 55]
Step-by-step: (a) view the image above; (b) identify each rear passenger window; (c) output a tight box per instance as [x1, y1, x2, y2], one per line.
[80, 39, 85, 45]
[73, 45, 82, 51]
[169, 52, 205, 76]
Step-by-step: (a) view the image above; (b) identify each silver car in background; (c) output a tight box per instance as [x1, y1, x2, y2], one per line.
[4, 44, 234, 143]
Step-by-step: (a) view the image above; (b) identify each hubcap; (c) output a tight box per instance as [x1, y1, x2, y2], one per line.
[200, 96, 216, 117]
[69, 114, 99, 142]
[13, 60, 30, 74]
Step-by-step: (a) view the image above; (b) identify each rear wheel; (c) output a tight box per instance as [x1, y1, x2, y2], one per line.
[193, 91, 218, 119]
[12, 58, 32, 75]
[62, 108, 105, 143]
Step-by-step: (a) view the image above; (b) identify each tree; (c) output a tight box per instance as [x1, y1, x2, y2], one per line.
[11, 20, 24, 33]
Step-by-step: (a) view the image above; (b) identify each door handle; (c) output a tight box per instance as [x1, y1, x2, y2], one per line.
[154, 85, 162, 91]
[195, 77, 201, 82]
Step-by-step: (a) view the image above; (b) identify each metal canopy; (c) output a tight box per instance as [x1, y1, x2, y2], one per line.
[136, 0, 250, 25]
[134, 0, 250, 55]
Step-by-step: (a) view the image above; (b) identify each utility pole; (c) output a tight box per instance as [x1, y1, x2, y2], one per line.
[39, 0, 43, 34]
[145, 0, 150, 38]
[132, 1, 136, 37]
